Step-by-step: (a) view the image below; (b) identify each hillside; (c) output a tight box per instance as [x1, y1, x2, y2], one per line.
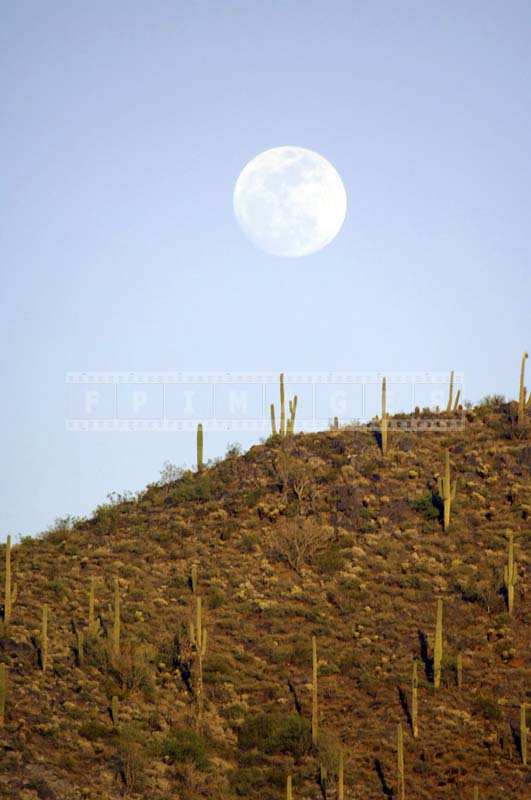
[0, 398, 529, 800]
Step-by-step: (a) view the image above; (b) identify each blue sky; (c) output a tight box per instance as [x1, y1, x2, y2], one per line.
[2, 1, 530, 538]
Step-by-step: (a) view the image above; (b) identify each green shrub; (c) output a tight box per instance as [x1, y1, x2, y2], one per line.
[238, 713, 312, 758]
[229, 766, 264, 796]
[471, 695, 502, 721]
[79, 720, 113, 741]
[160, 727, 209, 769]
[411, 493, 439, 521]
[314, 545, 345, 575]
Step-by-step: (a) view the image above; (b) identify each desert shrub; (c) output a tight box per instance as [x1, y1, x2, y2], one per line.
[167, 474, 213, 503]
[272, 519, 333, 573]
[160, 727, 209, 769]
[245, 487, 262, 507]
[203, 653, 234, 683]
[411, 493, 440, 521]
[238, 713, 312, 758]
[79, 720, 113, 741]
[94, 503, 119, 535]
[229, 766, 265, 796]
[314, 544, 345, 575]
[116, 724, 148, 792]
[159, 461, 185, 485]
[112, 643, 156, 697]
[240, 531, 260, 552]
[471, 695, 502, 721]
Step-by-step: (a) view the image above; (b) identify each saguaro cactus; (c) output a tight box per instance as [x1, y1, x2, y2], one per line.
[521, 702, 527, 766]
[338, 750, 344, 800]
[3, 535, 11, 627]
[411, 659, 419, 738]
[0, 663, 6, 727]
[88, 576, 98, 636]
[504, 532, 517, 615]
[434, 598, 443, 689]
[112, 579, 121, 662]
[518, 351, 528, 425]
[41, 604, 49, 672]
[286, 774, 293, 800]
[446, 370, 455, 413]
[287, 395, 298, 435]
[397, 723, 405, 800]
[280, 372, 286, 436]
[380, 377, 388, 456]
[311, 635, 318, 746]
[191, 563, 198, 595]
[190, 595, 208, 721]
[111, 695, 119, 727]
[197, 423, 204, 473]
[270, 403, 277, 435]
[456, 652, 463, 688]
[438, 449, 457, 531]
[270, 374, 298, 438]
[76, 629, 84, 666]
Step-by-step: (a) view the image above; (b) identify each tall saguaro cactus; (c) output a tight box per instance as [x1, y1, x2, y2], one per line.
[197, 423, 204, 473]
[286, 774, 293, 800]
[434, 598, 443, 689]
[411, 659, 419, 738]
[504, 533, 517, 615]
[41, 604, 49, 672]
[270, 374, 298, 437]
[88, 576, 98, 636]
[521, 703, 527, 766]
[518, 351, 528, 425]
[280, 372, 286, 436]
[112, 578, 121, 662]
[397, 723, 405, 800]
[311, 635, 318, 746]
[3, 535, 12, 627]
[438, 449, 457, 531]
[446, 370, 455, 413]
[0, 663, 6, 727]
[380, 377, 388, 456]
[190, 595, 208, 722]
[338, 750, 344, 800]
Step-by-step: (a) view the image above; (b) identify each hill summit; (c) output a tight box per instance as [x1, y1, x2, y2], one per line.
[0, 397, 529, 800]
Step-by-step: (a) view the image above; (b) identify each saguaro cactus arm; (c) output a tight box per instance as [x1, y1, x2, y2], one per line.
[434, 598, 443, 689]
[197, 423, 204, 472]
[518, 352, 528, 424]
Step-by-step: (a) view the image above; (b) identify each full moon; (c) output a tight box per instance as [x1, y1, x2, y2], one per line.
[233, 146, 347, 257]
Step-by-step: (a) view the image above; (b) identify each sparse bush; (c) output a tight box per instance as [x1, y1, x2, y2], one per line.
[238, 713, 312, 757]
[160, 727, 209, 770]
[229, 766, 264, 796]
[94, 503, 119, 535]
[79, 720, 113, 741]
[411, 493, 440, 521]
[314, 544, 345, 575]
[471, 695, 502, 721]
[159, 460, 185, 486]
[272, 519, 333, 574]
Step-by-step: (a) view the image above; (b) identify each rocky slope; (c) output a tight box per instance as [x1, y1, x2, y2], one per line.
[0, 399, 529, 800]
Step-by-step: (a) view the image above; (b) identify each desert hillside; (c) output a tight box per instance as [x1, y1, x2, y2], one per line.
[0, 398, 529, 800]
